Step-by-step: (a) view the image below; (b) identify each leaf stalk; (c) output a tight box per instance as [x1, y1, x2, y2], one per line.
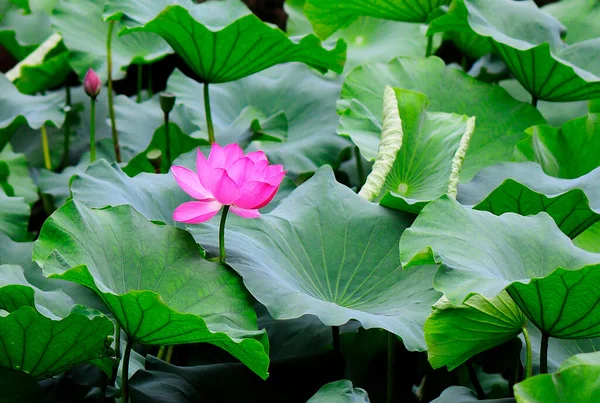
[106, 21, 121, 162]
[204, 83, 216, 144]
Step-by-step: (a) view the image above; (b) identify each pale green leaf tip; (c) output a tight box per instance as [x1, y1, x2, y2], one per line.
[447, 116, 476, 199]
[358, 85, 404, 201]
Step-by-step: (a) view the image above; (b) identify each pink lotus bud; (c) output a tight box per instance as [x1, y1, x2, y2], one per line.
[83, 68, 101, 98]
[171, 143, 286, 223]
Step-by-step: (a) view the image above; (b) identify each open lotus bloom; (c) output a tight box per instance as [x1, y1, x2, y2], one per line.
[172, 144, 286, 223]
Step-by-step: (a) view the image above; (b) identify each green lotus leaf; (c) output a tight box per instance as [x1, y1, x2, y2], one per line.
[376, 88, 473, 213]
[400, 196, 600, 304]
[515, 113, 600, 179]
[104, 0, 345, 83]
[51, 0, 172, 81]
[0, 264, 114, 380]
[0, 144, 37, 204]
[0, 192, 30, 242]
[574, 222, 600, 253]
[425, 291, 525, 371]
[514, 351, 600, 403]
[307, 380, 369, 403]
[32, 201, 270, 379]
[428, 0, 600, 102]
[189, 167, 442, 352]
[338, 56, 544, 180]
[0, 74, 65, 153]
[544, 0, 600, 44]
[11, 42, 72, 95]
[0, 2, 52, 61]
[507, 265, 600, 339]
[458, 162, 600, 238]
[285, 0, 438, 71]
[165, 66, 350, 174]
[432, 386, 515, 402]
[122, 123, 208, 177]
[303, 0, 451, 39]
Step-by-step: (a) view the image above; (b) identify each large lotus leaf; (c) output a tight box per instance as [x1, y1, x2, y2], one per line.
[514, 351, 600, 403]
[338, 56, 544, 180]
[303, 0, 451, 39]
[574, 222, 600, 253]
[51, 0, 172, 81]
[507, 265, 600, 339]
[285, 0, 437, 71]
[189, 167, 441, 351]
[0, 2, 52, 61]
[515, 113, 600, 180]
[104, 0, 345, 83]
[166, 65, 350, 174]
[0, 264, 114, 380]
[32, 201, 270, 379]
[544, 0, 600, 44]
[400, 196, 600, 304]
[0, 144, 37, 204]
[307, 380, 369, 403]
[458, 162, 600, 238]
[432, 386, 516, 402]
[425, 292, 525, 371]
[428, 0, 600, 102]
[0, 192, 30, 242]
[123, 123, 208, 177]
[376, 88, 472, 213]
[0, 74, 65, 153]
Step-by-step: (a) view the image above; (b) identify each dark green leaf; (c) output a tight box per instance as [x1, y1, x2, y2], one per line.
[104, 0, 346, 83]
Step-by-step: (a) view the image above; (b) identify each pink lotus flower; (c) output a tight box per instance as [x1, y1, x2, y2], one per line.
[172, 143, 286, 223]
[83, 68, 101, 98]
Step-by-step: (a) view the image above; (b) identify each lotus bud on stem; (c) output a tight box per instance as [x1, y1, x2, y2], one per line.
[159, 92, 176, 169]
[84, 68, 101, 162]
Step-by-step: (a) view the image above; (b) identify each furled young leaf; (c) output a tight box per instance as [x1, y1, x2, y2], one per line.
[307, 380, 369, 403]
[12, 43, 72, 95]
[51, 0, 172, 80]
[286, 0, 437, 71]
[0, 265, 114, 380]
[0, 144, 37, 204]
[32, 202, 270, 379]
[165, 66, 350, 174]
[0, 193, 30, 241]
[104, 0, 345, 83]
[544, 0, 600, 44]
[458, 162, 600, 238]
[0, 74, 65, 152]
[190, 167, 441, 351]
[400, 196, 600, 304]
[425, 292, 525, 371]
[338, 56, 544, 180]
[123, 123, 208, 177]
[303, 0, 451, 39]
[514, 351, 600, 403]
[428, 0, 600, 102]
[376, 88, 472, 213]
[508, 265, 600, 339]
[515, 113, 600, 179]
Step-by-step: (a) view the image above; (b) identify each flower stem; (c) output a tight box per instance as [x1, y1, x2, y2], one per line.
[387, 332, 397, 403]
[164, 112, 170, 170]
[136, 64, 142, 103]
[121, 338, 132, 403]
[540, 333, 549, 374]
[41, 124, 52, 171]
[219, 205, 230, 262]
[426, 35, 433, 57]
[522, 326, 532, 379]
[60, 86, 72, 170]
[106, 21, 121, 162]
[90, 98, 96, 162]
[204, 82, 215, 144]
